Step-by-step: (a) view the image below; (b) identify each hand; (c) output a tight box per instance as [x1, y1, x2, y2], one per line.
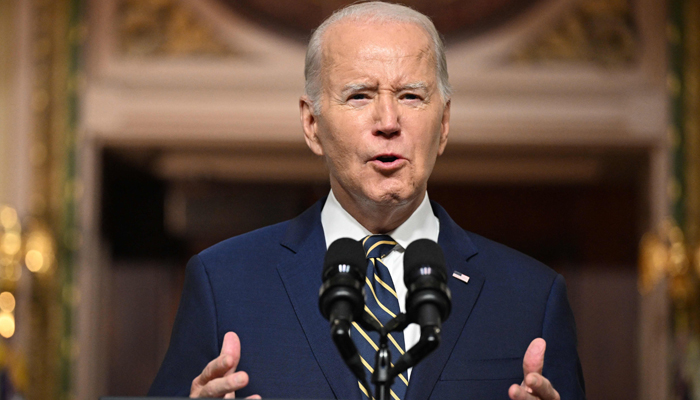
[190, 331, 260, 398]
[508, 338, 560, 400]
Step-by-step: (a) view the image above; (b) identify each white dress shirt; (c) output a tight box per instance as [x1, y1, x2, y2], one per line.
[321, 190, 440, 378]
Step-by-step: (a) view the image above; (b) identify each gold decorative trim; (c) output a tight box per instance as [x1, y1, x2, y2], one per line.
[26, 0, 71, 398]
[684, 0, 700, 244]
[511, 0, 638, 67]
[118, 0, 240, 57]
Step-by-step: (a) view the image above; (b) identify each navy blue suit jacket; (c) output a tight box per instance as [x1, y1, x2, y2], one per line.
[149, 200, 585, 399]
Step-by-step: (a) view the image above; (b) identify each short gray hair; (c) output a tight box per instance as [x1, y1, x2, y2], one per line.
[304, 1, 451, 115]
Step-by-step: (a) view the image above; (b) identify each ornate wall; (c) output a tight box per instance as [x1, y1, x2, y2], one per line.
[79, 0, 670, 399]
[0, 0, 82, 399]
[638, 0, 700, 398]
[0, 0, 676, 399]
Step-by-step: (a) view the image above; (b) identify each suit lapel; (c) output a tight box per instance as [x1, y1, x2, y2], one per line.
[276, 200, 360, 400]
[406, 202, 485, 400]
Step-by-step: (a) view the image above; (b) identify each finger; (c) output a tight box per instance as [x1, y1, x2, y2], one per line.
[221, 332, 243, 377]
[524, 372, 560, 400]
[221, 331, 242, 367]
[192, 353, 235, 391]
[522, 338, 546, 376]
[246, 395, 262, 399]
[195, 332, 242, 386]
[198, 371, 250, 398]
[508, 383, 535, 400]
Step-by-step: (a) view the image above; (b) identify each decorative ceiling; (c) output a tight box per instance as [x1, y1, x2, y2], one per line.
[217, 0, 542, 41]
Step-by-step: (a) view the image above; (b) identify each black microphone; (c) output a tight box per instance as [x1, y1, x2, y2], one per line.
[387, 239, 451, 377]
[318, 238, 371, 394]
[319, 238, 367, 323]
[403, 239, 451, 329]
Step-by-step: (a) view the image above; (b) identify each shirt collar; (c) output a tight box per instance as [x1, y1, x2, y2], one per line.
[321, 190, 439, 250]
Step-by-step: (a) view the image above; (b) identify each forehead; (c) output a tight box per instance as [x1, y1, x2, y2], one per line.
[320, 20, 436, 85]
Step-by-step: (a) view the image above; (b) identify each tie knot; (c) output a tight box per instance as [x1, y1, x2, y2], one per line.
[362, 235, 397, 259]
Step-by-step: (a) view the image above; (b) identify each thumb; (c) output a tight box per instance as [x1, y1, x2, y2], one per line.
[523, 338, 546, 376]
[221, 331, 242, 373]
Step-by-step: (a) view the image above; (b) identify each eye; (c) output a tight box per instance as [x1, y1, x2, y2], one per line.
[345, 92, 372, 106]
[400, 93, 424, 103]
[349, 93, 368, 101]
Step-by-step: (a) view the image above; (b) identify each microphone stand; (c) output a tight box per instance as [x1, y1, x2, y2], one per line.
[323, 238, 450, 400]
[326, 292, 447, 400]
[329, 318, 372, 396]
[360, 313, 405, 400]
[355, 312, 442, 400]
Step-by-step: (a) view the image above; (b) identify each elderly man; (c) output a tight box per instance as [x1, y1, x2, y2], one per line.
[149, 2, 585, 400]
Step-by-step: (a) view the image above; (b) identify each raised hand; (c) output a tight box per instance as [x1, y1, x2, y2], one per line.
[190, 332, 260, 399]
[508, 338, 560, 400]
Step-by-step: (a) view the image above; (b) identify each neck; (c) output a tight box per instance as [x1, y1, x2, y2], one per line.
[332, 187, 425, 234]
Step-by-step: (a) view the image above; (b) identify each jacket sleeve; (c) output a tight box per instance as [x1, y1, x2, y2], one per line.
[148, 255, 220, 396]
[541, 274, 586, 399]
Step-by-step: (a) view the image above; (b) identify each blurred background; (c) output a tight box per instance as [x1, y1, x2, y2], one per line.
[0, 0, 699, 399]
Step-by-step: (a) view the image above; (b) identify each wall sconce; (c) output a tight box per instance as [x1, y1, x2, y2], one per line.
[0, 204, 55, 338]
[639, 219, 700, 303]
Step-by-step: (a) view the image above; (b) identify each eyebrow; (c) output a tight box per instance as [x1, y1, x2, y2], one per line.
[340, 82, 429, 96]
[399, 82, 429, 92]
[341, 83, 376, 96]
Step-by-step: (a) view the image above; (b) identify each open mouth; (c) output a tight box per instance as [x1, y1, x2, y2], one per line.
[375, 155, 399, 163]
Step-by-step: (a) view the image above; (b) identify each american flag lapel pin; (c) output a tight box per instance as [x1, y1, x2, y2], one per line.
[452, 271, 470, 284]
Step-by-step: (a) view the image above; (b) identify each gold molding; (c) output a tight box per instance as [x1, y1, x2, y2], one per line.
[511, 0, 638, 67]
[118, 0, 240, 57]
[26, 0, 68, 398]
[684, 0, 700, 245]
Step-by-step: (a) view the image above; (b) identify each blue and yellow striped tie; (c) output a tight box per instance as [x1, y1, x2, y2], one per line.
[352, 235, 408, 400]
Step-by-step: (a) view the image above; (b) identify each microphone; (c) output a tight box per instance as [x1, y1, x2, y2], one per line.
[403, 239, 451, 329]
[318, 238, 371, 393]
[387, 239, 451, 378]
[319, 238, 367, 323]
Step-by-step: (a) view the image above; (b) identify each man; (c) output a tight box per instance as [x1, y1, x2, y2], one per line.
[149, 2, 585, 400]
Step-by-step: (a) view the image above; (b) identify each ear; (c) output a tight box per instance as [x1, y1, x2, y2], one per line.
[300, 96, 324, 156]
[437, 100, 450, 156]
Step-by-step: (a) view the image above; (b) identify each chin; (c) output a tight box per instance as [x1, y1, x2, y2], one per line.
[355, 175, 423, 207]
[367, 186, 414, 207]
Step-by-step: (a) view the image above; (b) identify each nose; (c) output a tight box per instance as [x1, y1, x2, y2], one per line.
[373, 93, 400, 137]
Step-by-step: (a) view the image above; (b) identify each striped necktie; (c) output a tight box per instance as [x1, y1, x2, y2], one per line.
[352, 235, 408, 400]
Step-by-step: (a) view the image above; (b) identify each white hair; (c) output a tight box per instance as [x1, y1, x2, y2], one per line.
[304, 1, 451, 115]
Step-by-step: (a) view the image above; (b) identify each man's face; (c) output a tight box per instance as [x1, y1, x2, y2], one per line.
[302, 20, 450, 210]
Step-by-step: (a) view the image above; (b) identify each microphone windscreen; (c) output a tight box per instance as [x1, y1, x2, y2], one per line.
[403, 239, 447, 285]
[323, 238, 367, 280]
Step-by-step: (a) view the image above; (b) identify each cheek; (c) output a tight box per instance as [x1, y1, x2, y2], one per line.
[319, 122, 365, 164]
[412, 131, 442, 175]
[323, 135, 352, 164]
[321, 136, 359, 177]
